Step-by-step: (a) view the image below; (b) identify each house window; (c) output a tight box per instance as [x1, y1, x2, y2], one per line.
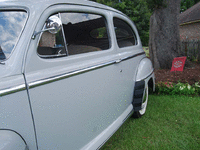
[37, 12, 110, 58]
[113, 17, 137, 48]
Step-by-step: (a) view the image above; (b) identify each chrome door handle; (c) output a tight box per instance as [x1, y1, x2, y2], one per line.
[115, 59, 122, 63]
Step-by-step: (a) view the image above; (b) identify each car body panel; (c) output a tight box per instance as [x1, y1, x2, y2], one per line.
[0, 75, 37, 150]
[0, 130, 27, 150]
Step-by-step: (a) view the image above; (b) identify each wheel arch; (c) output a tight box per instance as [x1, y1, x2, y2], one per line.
[135, 57, 155, 93]
[0, 129, 28, 150]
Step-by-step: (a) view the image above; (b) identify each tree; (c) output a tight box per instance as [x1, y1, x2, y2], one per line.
[148, 0, 181, 69]
[181, 0, 200, 12]
[90, 0, 151, 46]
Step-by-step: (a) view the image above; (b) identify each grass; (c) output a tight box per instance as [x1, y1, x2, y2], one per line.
[100, 95, 200, 150]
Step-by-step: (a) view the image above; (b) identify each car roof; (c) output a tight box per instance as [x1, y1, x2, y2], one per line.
[0, 0, 122, 14]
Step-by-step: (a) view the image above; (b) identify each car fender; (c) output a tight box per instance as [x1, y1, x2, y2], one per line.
[0, 130, 28, 150]
[132, 58, 155, 112]
[135, 57, 155, 91]
[136, 58, 154, 82]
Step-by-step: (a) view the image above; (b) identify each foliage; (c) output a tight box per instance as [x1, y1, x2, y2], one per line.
[195, 81, 200, 94]
[181, 0, 200, 13]
[155, 81, 200, 95]
[90, 0, 151, 46]
[90, 0, 199, 47]
[145, 0, 167, 12]
[143, 47, 149, 57]
[146, 0, 200, 12]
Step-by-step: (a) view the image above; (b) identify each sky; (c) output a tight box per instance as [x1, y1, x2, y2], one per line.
[60, 12, 101, 25]
[0, 11, 27, 57]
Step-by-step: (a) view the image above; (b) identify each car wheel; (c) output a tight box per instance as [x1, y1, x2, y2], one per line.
[133, 85, 148, 118]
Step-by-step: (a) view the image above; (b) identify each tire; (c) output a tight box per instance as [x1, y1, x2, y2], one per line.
[132, 86, 148, 118]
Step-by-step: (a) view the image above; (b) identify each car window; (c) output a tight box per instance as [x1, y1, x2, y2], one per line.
[37, 12, 110, 57]
[90, 27, 108, 39]
[37, 14, 67, 58]
[0, 11, 27, 60]
[113, 17, 137, 48]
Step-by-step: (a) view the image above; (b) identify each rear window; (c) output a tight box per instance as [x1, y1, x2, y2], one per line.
[113, 17, 137, 48]
[0, 10, 27, 60]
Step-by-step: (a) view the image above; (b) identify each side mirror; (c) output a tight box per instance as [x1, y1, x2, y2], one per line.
[46, 15, 62, 34]
[32, 15, 62, 39]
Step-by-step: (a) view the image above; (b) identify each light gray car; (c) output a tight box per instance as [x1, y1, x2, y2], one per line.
[0, 0, 155, 149]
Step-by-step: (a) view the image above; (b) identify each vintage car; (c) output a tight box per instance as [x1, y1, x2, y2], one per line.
[0, 0, 155, 149]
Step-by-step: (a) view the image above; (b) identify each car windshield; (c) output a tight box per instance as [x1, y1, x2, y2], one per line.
[0, 10, 27, 60]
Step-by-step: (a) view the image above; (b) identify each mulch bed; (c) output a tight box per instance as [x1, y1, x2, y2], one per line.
[154, 62, 200, 85]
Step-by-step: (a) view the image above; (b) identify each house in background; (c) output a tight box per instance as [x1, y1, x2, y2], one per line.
[180, 2, 200, 40]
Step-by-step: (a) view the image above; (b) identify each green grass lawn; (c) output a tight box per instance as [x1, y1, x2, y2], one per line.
[101, 95, 200, 150]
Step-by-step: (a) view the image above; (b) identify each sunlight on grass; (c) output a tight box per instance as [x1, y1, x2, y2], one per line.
[101, 95, 200, 150]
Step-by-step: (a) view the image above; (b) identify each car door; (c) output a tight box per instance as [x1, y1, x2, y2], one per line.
[24, 5, 137, 150]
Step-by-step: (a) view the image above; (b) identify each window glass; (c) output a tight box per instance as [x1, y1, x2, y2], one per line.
[0, 11, 27, 60]
[37, 14, 67, 58]
[113, 17, 137, 48]
[90, 27, 108, 39]
[37, 12, 110, 58]
[60, 13, 110, 55]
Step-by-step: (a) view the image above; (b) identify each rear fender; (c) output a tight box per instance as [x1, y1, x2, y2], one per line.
[136, 58, 154, 82]
[0, 130, 28, 150]
[132, 58, 155, 111]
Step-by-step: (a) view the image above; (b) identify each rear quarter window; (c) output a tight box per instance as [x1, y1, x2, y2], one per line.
[113, 17, 137, 48]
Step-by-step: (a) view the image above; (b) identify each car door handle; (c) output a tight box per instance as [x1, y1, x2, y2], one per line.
[115, 59, 122, 63]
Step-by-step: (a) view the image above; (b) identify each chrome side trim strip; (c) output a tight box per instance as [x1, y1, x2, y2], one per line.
[121, 52, 145, 61]
[29, 52, 145, 89]
[0, 84, 26, 97]
[29, 60, 116, 89]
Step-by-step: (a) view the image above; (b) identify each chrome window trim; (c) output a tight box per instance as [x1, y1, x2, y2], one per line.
[38, 53, 67, 58]
[0, 84, 26, 97]
[29, 52, 145, 89]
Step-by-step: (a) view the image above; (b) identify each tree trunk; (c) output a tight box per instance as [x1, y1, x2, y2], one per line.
[197, 40, 200, 62]
[149, 0, 181, 69]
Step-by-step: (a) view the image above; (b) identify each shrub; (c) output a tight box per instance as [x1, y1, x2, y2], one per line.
[155, 81, 198, 96]
[194, 82, 200, 95]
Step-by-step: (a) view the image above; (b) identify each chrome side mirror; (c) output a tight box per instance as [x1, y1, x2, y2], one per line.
[32, 15, 62, 39]
[46, 15, 62, 34]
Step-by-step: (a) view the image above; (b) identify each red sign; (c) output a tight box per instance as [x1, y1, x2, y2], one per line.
[170, 57, 186, 72]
